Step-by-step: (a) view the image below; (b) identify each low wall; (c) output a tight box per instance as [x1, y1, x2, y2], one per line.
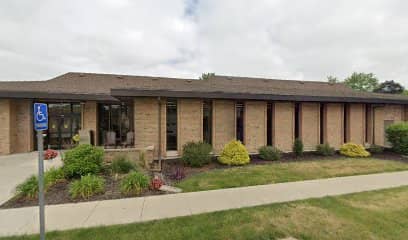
[104, 147, 154, 169]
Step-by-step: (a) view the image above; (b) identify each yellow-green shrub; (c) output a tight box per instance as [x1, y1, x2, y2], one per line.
[339, 143, 370, 157]
[218, 140, 250, 165]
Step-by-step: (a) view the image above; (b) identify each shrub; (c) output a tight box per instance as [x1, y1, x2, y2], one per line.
[340, 143, 370, 157]
[63, 144, 104, 178]
[150, 176, 165, 190]
[258, 146, 281, 161]
[15, 168, 66, 199]
[120, 171, 150, 196]
[111, 156, 135, 174]
[44, 149, 58, 160]
[218, 140, 250, 165]
[44, 167, 65, 189]
[293, 138, 304, 157]
[316, 143, 335, 156]
[15, 175, 38, 199]
[385, 122, 408, 154]
[181, 141, 212, 167]
[69, 174, 105, 199]
[369, 144, 384, 154]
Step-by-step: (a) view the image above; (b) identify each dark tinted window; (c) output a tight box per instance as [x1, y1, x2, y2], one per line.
[166, 99, 178, 151]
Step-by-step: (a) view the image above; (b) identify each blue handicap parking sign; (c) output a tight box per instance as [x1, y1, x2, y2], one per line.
[33, 103, 48, 131]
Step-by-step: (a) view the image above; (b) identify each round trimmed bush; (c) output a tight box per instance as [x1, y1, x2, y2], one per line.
[69, 174, 105, 199]
[218, 140, 250, 165]
[258, 146, 281, 161]
[182, 141, 212, 167]
[63, 144, 104, 178]
[293, 138, 304, 157]
[340, 143, 370, 157]
[316, 143, 335, 156]
[385, 122, 408, 154]
[120, 171, 150, 196]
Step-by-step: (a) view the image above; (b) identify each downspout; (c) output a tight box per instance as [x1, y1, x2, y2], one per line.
[158, 96, 162, 170]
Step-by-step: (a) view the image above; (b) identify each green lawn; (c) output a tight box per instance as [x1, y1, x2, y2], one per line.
[3, 186, 408, 240]
[176, 158, 408, 192]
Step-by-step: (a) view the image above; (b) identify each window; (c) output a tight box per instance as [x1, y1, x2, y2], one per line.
[166, 99, 178, 151]
[320, 103, 325, 144]
[267, 103, 273, 146]
[236, 102, 244, 143]
[203, 100, 212, 145]
[343, 103, 349, 143]
[98, 102, 133, 146]
[365, 104, 371, 143]
[294, 103, 300, 139]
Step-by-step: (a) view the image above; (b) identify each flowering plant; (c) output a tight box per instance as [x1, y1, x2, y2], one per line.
[150, 176, 164, 190]
[44, 149, 58, 160]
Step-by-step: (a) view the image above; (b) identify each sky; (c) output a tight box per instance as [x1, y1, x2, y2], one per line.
[0, 0, 408, 85]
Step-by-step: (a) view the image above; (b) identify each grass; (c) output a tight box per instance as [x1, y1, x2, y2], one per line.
[3, 186, 408, 240]
[176, 158, 408, 192]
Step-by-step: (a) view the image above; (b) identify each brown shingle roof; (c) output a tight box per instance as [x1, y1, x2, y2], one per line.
[0, 72, 408, 104]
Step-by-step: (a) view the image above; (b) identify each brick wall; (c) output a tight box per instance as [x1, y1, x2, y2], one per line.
[300, 103, 319, 151]
[244, 101, 267, 153]
[134, 97, 166, 158]
[178, 99, 202, 151]
[213, 100, 235, 154]
[0, 99, 11, 154]
[347, 104, 365, 145]
[11, 100, 33, 153]
[82, 101, 98, 145]
[374, 104, 404, 147]
[324, 103, 344, 149]
[273, 102, 294, 152]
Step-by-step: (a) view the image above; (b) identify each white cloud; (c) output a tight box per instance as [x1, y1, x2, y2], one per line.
[0, 0, 408, 85]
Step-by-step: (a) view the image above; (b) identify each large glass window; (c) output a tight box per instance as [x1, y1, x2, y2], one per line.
[343, 103, 349, 143]
[46, 103, 81, 149]
[166, 99, 178, 151]
[267, 103, 273, 146]
[203, 100, 213, 145]
[320, 103, 325, 144]
[294, 103, 300, 139]
[236, 102, 244, 143]
[98, 102, 133, 147]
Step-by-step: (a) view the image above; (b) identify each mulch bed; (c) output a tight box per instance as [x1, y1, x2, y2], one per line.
[0, 174, 165, 209]
[2, 150, 407, 209]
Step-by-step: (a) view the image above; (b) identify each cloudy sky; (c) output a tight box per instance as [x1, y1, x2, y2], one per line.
[0, 0, 407, 85]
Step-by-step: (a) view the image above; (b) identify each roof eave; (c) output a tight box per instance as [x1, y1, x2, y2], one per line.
[111, 89, 408, 104]
[0, 91, 118, 102]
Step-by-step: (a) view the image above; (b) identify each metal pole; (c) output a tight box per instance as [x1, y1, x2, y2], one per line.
[37, 131, 46, 240]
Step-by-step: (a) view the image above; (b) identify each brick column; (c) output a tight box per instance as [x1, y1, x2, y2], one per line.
[0, 99, 12, 155]
[347, 104, 365, 145]
[213, 100, 235, 154]
[178, 99, 202, 151]
[273, 102, 294, 152]
[82, 101, 98, 145]
[244, 101, 267, 153]
[300, 103, 319, 151]
[324, 103, 344, 149]
[11, 100, 34, 153]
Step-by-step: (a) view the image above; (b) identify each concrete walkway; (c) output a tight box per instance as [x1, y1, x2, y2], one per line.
[0, 152, 62, 205]
[1, 170, 408, 237]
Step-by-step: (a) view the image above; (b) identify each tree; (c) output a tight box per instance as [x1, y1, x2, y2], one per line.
[374, 80, 405, 94]
[199, 72, 215, 80]
[344, 72, 379, 92]
[327, 75, 339, 84]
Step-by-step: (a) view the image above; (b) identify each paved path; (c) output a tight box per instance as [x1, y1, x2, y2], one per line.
[0, 152, 62, 205]
[1, 170, 408, 237]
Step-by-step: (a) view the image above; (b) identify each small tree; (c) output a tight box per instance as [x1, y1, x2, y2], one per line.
[327, 75, 339, 84]
[344, 72, 379, 92]
[374, 80, 405, 94]
[199, 72, 215, 80]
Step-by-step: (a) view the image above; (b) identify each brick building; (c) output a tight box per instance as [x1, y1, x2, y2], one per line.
[1, 72, 408, 159]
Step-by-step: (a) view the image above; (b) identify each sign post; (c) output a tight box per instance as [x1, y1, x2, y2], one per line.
[33, 103, 48, 240]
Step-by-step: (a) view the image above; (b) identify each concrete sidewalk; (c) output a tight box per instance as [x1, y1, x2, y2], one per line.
[1, 170, 408, 237]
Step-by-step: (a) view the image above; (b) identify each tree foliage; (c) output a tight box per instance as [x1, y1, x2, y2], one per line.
[327, 75, 339, 84]
[199, 72, 215, 80]
[344, 72, 379, 92]
[374, 80, 404, 94]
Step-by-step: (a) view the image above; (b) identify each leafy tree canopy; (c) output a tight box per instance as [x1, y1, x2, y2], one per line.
[373, 80, 405, 94]
[344, 72, 379, 92]
[199, 72, 215, 80]
[327, 75, 339, 84]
